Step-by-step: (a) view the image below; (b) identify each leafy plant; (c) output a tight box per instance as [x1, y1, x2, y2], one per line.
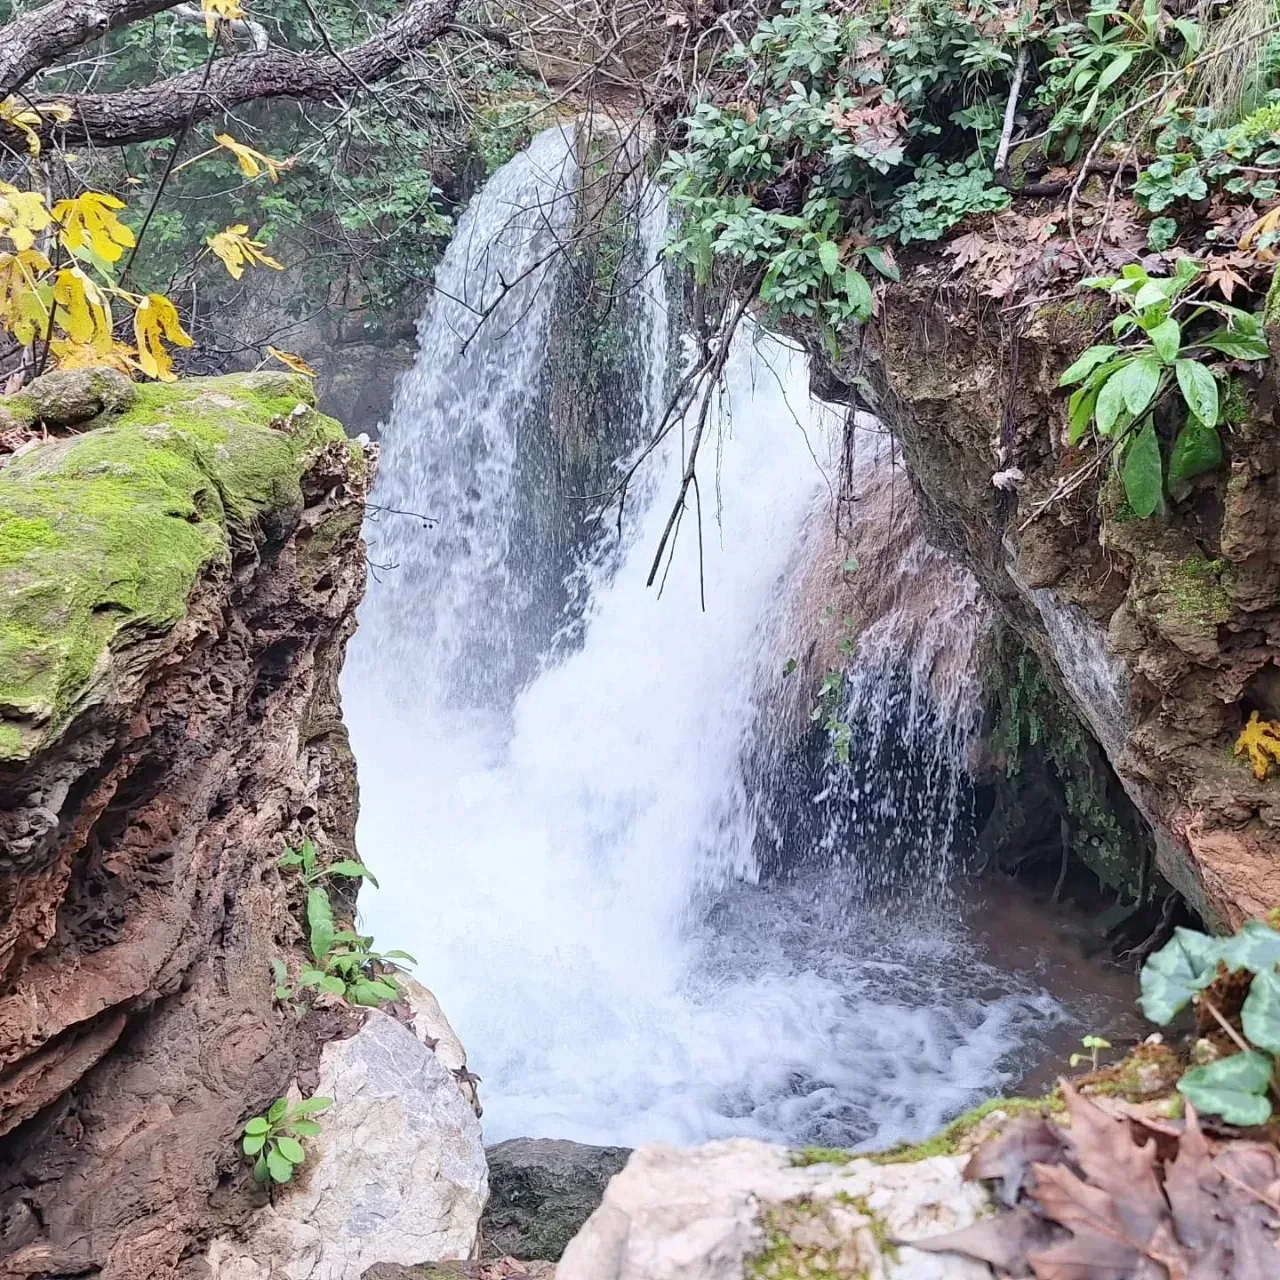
[279, 837, 379, 888]
[1069, 1034, 1112, 1070]
[1057, 259, 1268, 515]
[242, 1095, 331, 1184]
[300, 885, 413, 1007]
[874, 153, 1010, 244]
[1140, 915, 1280, 1124]
[812, 669, 852, 763]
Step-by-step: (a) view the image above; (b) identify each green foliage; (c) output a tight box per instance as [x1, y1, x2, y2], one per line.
[242, 1094, 332, 1184]
[1140, 915, 1280, 1125]
[1058, 259, 1268, 516]
[300, 883, 414, 1008]
[874, 153, 1010, 244]
[1069, 1034, 1113, 1071]
[279, 837, 378, 888]
[812, 668, 852, 763]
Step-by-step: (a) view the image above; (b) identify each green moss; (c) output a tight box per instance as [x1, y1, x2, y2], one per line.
[867, 1093, 1062, 1165]
[747, 1204, 846, 1280]
[792, 1147, 854, 1167]
[843, 1196, 899, 1264]
[1222, 376, 1251, 426]
[1265, 267, 1280, 330]
[0, 371, 349, 762]
[1154, 556, 1233, 628]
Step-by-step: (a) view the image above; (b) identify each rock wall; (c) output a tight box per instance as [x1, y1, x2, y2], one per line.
[811, 278, 1280, 929]
[0, 370, 480, 1278]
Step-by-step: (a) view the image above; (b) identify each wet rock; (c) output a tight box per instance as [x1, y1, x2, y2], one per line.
[484, 1138, 631, 1262]
[557, 1139, 991, 1280]
[364, 1261, 555, 1279]
[207, 1010, 488, 1280]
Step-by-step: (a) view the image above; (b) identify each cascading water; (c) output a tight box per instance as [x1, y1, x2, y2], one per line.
[345, 126, 1080, 1149]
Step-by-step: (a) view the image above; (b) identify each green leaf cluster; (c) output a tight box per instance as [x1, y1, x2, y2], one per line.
[1140, 917, 1280, 1125]
[1057, 259, 1267, 516]
[242, 1094, 332, 1184]
[299, 884, 415, 1008]
[279, 836, 379, 888]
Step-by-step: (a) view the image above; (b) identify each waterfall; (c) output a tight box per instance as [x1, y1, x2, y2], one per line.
[344, 126, 1067, 1150]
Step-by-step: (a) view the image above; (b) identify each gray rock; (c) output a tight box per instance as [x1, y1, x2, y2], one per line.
[207, 1009, 488, 1280]
[557, 1138, 993, 1280]
[483, 1138, 631, 1262]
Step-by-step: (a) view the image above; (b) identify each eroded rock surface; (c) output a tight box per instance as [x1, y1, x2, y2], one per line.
[484, 1137, 630, 1262]
[206, 1011, 488, 1280]
[557, 1139, 993, 1280]
[0, 371, 372, 1277]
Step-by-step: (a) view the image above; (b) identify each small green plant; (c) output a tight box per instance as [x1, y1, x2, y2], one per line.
[1070, 1034, 1113, 1070]
[812, 668, 852, 763]
[279, 837, 379, 888]
[1140, 915, 1280, 1125]
[1057, 258, 1268, 515]
[242, 1095, 332, 1184]
[270, 957, 305, 1017]
[301, 885, 414, 1007]
[874, 153, 1010, 244]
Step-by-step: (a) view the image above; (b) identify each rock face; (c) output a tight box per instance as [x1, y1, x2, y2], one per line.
[0, 371, 373, 1276]
[816, 284, 1280, 929]
[484, 1138, 631, 1261]
[556, 1139, 992, 1280]
[206, 1011, 488, 1280]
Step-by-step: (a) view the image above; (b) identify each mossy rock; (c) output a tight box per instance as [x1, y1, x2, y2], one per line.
[0, 370, 361, 762]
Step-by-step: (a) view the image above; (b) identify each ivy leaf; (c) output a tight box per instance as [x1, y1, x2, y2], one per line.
[133, 293, 193, 382]
[818, 240, 840, 275]
[1148, 317, 1181, 364]
[1139, 927, 1224, 1023]
[275, 1136, 306, 1165]
[1123, 422, 1163, 518]
[1175, 358, 1218, 427]
[1241, 969, 1280, 1054]
[266, 1147, 295, 1183]
[843, 267, 872, 320]
[1094, 366, 1129, 435]
[1057, 344, 1117, 386]
[1120, 355, 1161, 416]
[52, 191, 135, 263]
[1177, 1052, 1274, 1126]
[1166, 421, 1221, 493]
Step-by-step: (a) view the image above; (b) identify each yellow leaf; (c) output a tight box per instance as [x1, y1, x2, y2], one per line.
[267, 346, 316, 377]
[0, 183, 51, 251]
[0, 249, 51, 345]
[53, 191, 136, 264]
[214, 133, 287, 183]
[1236, 711, 1280, 781]
[49, 337, 135, 376]
[207, 224, 283, 280]
[202, 0, 245, 37]
[1240, 207, 1280, 260]
[53, 267, 113, 352]
[134, 293, 193, 382]
[0, 97, 73, 156]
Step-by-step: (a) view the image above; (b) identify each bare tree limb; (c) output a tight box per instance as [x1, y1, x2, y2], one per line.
[14, 0, 461, 147]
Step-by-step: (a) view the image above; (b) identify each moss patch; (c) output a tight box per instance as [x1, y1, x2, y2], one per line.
[1153, 556, 1233, 629]
[0, 371, 348, 762]
[867, 1093, 1062, 1165]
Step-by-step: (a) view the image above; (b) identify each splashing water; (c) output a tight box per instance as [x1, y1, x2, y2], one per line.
[344, 128, 1070, 1149]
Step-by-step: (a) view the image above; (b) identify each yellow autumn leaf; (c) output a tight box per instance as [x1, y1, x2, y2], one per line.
[207, 224, 283, 280]
[1240, 207, 1280, 260]
[1236, 711, 1280, 781]
[267, 346, 316, 377]
[49, 337, 135, 376]
[53, 267, 113, 352]
[0, 97, 73, 156]
[53, 191, 136, 264]
[0, 183, 51, 251]
[0, 249, 51, 345]
[202, 0, 245, 37]
[134, 293, 193, 382]
[214, 133, 287, 183]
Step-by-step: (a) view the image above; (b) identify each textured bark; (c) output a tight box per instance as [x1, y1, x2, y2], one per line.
[19, 0, 460, 147]
[0, 0, 181, 98]
[0, 406, 371, 1277]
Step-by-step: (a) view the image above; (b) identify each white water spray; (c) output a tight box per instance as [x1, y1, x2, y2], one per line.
[345, 128, 1066, 1148]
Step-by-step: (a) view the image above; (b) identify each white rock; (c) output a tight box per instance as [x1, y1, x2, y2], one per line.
[400, 974, 482, 1117]
[206, 1009, 487, 1280]
[557, 1138, 993, 1280]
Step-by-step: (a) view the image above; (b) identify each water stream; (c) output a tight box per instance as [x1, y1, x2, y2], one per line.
[343, 128, 1130, 1150]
